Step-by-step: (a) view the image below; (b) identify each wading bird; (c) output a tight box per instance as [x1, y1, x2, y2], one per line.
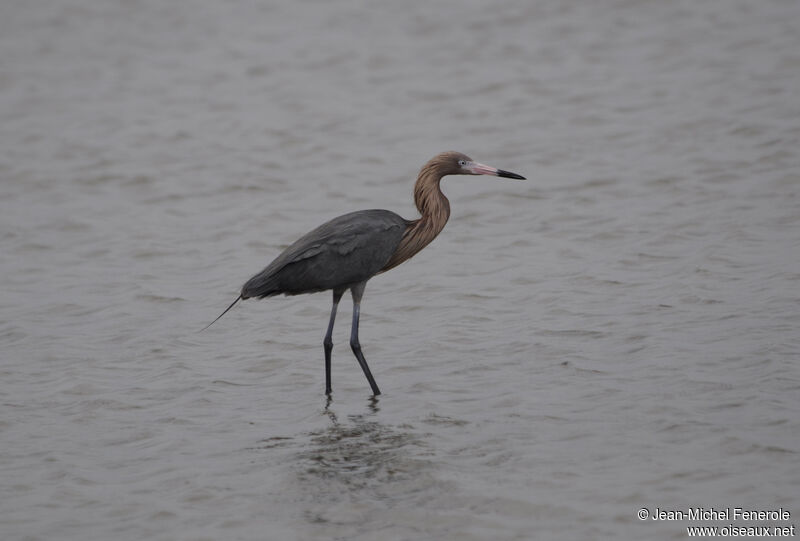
[205, 151, 525, 396]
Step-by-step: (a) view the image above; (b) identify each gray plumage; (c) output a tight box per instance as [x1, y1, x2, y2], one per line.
[203, 151, 525, 397]
[242, 210, 407, 299]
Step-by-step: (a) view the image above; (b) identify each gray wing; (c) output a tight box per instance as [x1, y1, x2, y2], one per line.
[241, 209, 408, 298]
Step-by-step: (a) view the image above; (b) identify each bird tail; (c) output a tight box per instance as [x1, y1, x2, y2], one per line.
[200, 295, 242, 332]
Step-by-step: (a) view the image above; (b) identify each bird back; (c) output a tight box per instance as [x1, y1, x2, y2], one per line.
[241, 209, 407, 299]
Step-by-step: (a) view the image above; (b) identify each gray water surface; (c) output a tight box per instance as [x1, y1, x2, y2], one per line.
[1, 1, 799, 540]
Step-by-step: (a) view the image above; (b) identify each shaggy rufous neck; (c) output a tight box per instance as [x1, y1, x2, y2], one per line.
[381, 157, 452, 272]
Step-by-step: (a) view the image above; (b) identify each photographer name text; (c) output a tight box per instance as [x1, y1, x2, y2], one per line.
[648, 508, 791, 522]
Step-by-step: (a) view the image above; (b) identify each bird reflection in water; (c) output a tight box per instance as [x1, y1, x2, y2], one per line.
[323, 394, 379, 418]
[298, 397, 424, 489]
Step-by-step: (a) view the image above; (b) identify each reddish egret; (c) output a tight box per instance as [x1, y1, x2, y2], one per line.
[205, 151, 525, 396]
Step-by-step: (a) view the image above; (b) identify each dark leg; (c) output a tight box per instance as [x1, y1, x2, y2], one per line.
[349, 281, 381, 396]
[323, 289, 345, 395]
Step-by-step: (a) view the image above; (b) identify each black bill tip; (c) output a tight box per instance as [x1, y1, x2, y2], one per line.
[496, 169, 526, 180]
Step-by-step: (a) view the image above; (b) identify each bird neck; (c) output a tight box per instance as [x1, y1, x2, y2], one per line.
[380, 165, 451, 272]
[413, 164, 451, 233]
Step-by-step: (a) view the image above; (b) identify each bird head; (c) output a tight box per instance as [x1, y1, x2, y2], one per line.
[430, 151, 526, 180]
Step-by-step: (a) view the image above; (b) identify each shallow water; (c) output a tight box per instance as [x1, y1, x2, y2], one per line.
[1, 0, 798, 539]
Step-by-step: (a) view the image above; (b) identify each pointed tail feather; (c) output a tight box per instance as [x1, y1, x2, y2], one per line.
[200, 295, 242, 332]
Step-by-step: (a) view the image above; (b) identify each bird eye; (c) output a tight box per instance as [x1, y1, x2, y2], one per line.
[458, 160, 466, 166]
